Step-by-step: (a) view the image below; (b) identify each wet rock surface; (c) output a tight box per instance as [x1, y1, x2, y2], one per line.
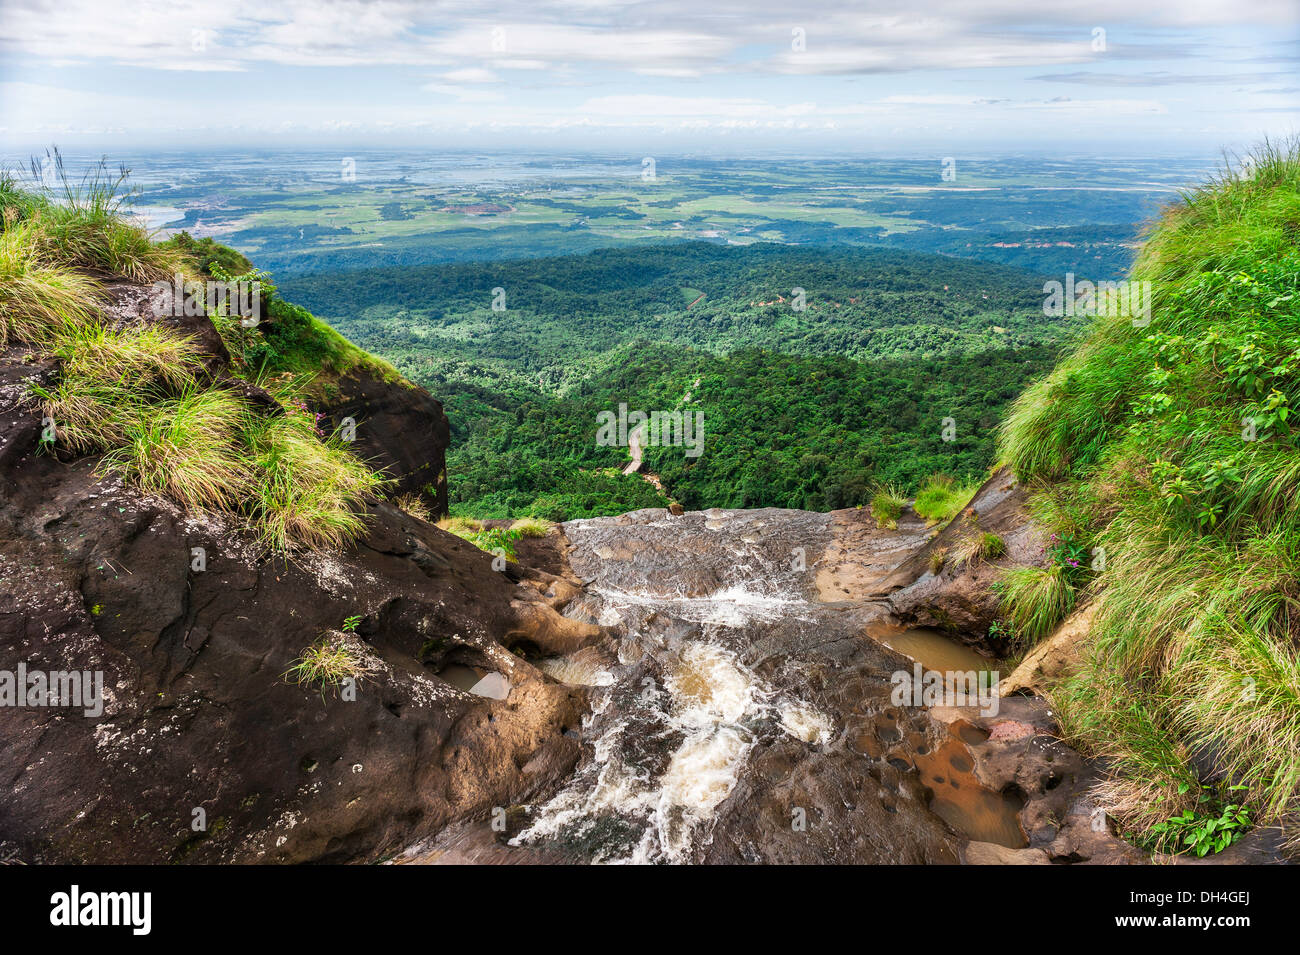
[474, 500, 1048, 863]
[484, 480, 1283, 865]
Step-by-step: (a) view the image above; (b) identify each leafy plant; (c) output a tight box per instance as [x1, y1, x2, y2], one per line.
[1044, 532, 1089, 582]
[1139, 785, 1252, 857]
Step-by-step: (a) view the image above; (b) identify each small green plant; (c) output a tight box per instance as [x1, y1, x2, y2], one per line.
[284, 634, 373, 698]
[472, 526, 520, 562]
[1139, 784, 1252, 857]
[870, 485, 906, 530]
[987, 620, 1017, 642]
[928, 545, 948, 575]
[341, 615, 362, 633]
[981, 532, 1008, 560]
[1045, 532, 1090, 582]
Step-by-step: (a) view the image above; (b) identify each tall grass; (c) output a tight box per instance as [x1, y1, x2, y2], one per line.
[869, 485, 906, 529]
[996, 138, 1300, 849]
[14, 150, 187, 282]
[102, 386, 252, 512]
[4, 156, 387, 552]
[0, 222, 99, 345]
[244, 411, 387, 551]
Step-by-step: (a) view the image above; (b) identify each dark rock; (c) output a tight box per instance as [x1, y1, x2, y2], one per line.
[0, 286, 594, 864]
[315, 369, 450, 519]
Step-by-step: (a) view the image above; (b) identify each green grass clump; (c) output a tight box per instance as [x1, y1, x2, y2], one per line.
[56, 321, 204, 391]
[101, 386, 251, 513]
[952, 530, 1007, 567]
[998, 564, 1076, 643]
[0, 222, 99, 346]
[244, 411, 388, 552]
[996, 138, 1300, 851]
[870, 485, 906, 529]
[510, 516, 553, 537]
[912, 473, 977, 524]
[33, 322, 208, 451]
[13, 151, 188, 282]
[284, 633, 375, 698]
[4, 155, 390, 553]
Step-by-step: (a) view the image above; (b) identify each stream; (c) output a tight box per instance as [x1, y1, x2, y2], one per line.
[502, 507, 1025, 864]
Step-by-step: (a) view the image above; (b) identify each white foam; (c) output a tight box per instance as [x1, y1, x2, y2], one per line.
[511, 575, 833, 864]
[779, 702, 833, 746]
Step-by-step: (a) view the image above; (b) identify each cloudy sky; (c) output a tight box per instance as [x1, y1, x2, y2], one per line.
[0, 0, 1296, 153]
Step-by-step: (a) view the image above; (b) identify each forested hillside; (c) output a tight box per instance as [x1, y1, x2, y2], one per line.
[283, 243, 1071, 517]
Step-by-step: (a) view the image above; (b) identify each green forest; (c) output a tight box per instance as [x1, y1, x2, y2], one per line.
[283, 242, 1070, 518]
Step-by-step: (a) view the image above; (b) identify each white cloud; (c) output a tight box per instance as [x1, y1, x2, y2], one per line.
[0, 0, 1292, 145]
[4, 0, 1293, 75]
[440, 68, 500, 84]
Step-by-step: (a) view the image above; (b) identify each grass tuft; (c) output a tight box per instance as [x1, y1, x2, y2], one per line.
[510, 516, 553, 537]
[0, 223, 99, 346]
[870, 485, 906, 530]
[284, 633, 375, 697]
[998, 564, 1075, 644]
[244, 411, 388, 552]
[952, 530, 1007, 567]
[913, 473, 977, 524]
[100, 386, 251, 513]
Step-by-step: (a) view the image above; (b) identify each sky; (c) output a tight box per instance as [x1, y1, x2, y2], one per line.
[0, 0, 1296, 155]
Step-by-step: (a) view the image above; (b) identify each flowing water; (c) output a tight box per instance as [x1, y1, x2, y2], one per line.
[506, 507, 1024, 863]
